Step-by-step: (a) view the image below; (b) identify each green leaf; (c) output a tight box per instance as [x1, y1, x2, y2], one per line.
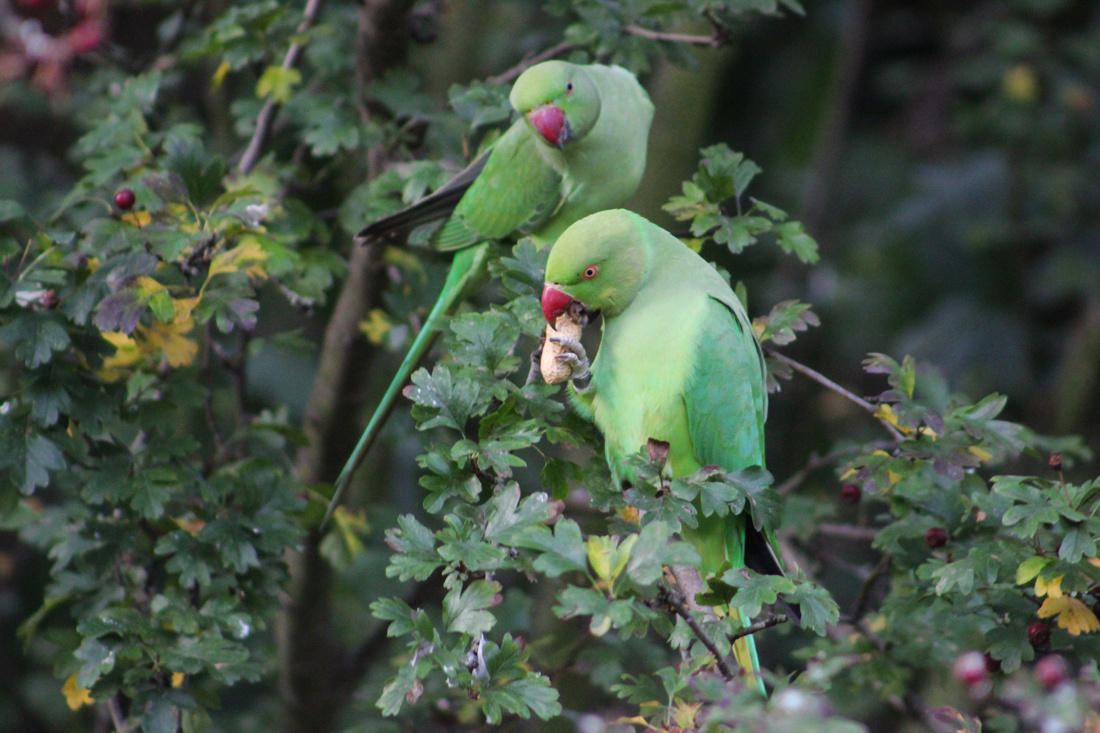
[385, 514, 441, 581]
[443, 579, 501, 636]
[0, 423, 66, 495]
[1016, 555, 1053, 585]
[784, 581, 840, 636]
[256, 66, 301, 104]
[718, 567, 795, 617]
[0, 313, 71, 367]
[0, 200, 26, 221]
[405, 364, 485, 433]
[482, 484, 561, 546]
[142, 698, 179, 733]
[75, 638, 116, 688]
[513, 518, 588, 577]
[481, 673, 561, 724]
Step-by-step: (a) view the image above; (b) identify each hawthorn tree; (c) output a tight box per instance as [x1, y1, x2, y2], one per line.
[1, 1, 1099, 733]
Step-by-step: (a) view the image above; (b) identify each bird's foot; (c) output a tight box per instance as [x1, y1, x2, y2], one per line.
[548, 335, 591, 390]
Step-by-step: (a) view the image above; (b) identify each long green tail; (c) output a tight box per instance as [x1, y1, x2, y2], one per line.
[322, 243, 491, 527]
[685, 512, 767, 695]
[732, 611, 766, 695]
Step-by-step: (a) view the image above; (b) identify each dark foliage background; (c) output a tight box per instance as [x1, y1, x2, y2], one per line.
[1, 1, 1099, 732]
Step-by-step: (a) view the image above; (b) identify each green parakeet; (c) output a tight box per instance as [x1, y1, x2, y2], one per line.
[326, 61, 653, 524]
[540, 209, 795, 692]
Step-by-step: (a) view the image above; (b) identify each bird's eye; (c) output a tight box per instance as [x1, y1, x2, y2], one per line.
[565, 81, 574, 93]
[582, 266, 598, 279]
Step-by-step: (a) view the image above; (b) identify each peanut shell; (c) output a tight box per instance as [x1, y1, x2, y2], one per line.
[540, 313, 583, 384]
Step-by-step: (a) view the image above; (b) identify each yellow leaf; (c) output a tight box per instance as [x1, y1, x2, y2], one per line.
[1003, 64, 1038, 103]
[256, 65, 301, 104]
[874, 404, 912, 434]
[887, 469, 901, 486]
[99, 331, 142, 380]
[683, 238, 704, 253]
[211, 60, 231, 90]
[173, 517, 205, 536]
[839, 467, 856, 481]
[173, 296, 200, 323]
[968, 445, 992, 462]
[138, 319, 198, 368]
[359, 309, 393, 345]
[171, 672, 185, 688]
[1090, 558, 1100, 568]
[671, 700, 702, 730]
[1038, 596, 1100, 636]
[121, 210, 151, 227]
[209, 237, 268, 280]
[590, 614, 612, 637]
[333, 506, 369, 559]
[62, 674, 94, 710]
[1035, 574, 1064, 599]
[586, 535, 636, 585]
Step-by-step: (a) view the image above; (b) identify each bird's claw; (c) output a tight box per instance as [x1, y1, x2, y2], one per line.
[548, 335, 591, 390]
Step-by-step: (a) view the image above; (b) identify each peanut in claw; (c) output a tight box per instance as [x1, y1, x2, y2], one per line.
[540, 313, 583, 384]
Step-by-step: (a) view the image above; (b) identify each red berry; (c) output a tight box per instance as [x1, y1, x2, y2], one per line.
[1034, 655, 1068, 689]
[68, 21, 103, 54]
[925, 527, 949, 548]
[840, 484, 862, 504]
[1027, 622, 1051, 648]
[952, 651, 987, 687]
[983, 652, 1001, 673]
[114, 188, 136, 210]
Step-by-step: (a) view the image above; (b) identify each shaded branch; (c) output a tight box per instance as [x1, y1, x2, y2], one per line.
[658, 583, 737, 683]
[729, 613, 789, 643]
[238, 0, 327, 175]
[774, 444, 880, 495]
[623, 24, 723, 47]
[815, 523, 880, 540]
[487, 41, 584, 85]
[766, 349, 906, 441]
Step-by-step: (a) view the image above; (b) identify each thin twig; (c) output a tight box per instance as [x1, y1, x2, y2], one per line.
[659, 584, 737, 682]
[623, 24, 721, 46]
[774, 444, 879, 495]
[851, 555, 891, 623]
[486, 41, 584, 85]
[238, 0, 327, 175]
[766, 349, 906, 442]
[815, 523, 880, 540]
[108, 696, 131, 733]
[729, 614, 788, 642]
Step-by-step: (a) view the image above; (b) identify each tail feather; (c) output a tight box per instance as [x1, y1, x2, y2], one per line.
[356, 155, 489, 243]
[322, 244, 491, 527]
[732, 609, 766, 695]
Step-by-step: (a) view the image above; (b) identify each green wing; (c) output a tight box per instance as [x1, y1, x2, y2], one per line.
[684, 296, 767, 474]
[433, 121, 565, 251]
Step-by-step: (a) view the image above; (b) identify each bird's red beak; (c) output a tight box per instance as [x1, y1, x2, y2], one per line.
[528, 104, 568, 148]
[541, 285, 573, 324]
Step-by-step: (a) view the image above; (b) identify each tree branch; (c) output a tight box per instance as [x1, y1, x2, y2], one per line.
[237, 0, 327, 175]
[278, 3, 416, 733]
[623, 24, 722, 47]
[766, 349, 906, 441]
[774, 444, 880, 495]
[729, 613, 789, 643]
[658, 583, 737, 683]
[487, 41, 584, 85]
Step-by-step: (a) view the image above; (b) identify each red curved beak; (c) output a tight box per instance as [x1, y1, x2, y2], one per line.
[541, 285, 573, 324]
[528, 104, 568, 148]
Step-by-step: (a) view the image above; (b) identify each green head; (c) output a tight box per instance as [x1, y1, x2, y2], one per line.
[510, 61, 601, 149]
[542, 209, 650, 322]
